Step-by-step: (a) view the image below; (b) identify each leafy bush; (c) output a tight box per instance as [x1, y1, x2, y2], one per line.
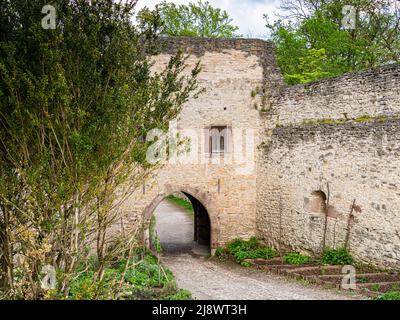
[227, 237, 258, 254]
[233, 247, 277, 261]
[375, 291, 400, 300]
[321, 248, 353, 265]
[225, 238, 277, 262]
[283, 253, 311, 265]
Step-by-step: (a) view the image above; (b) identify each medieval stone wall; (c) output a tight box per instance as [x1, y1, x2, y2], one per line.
[120, 38, 281, 250]
[276, 63, 400, 126]
[118, 37, 400, 269]
[257, 64, 400, 269]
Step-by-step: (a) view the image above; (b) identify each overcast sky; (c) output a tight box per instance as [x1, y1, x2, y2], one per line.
[135, 0, 283, 39]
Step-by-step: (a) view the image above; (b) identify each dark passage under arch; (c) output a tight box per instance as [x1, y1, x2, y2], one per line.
[149, 191, 212, 255]
[183, 192, 211, 246]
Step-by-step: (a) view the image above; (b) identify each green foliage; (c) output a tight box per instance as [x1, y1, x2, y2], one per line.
[138, 0, 239, 38]
[68, 269, 122, 300]
[375, 291, 400, 300]
[214, 247, 228, 261]
[284, 48, 333, 85]
[51, 251, 189, 300]
[265, 0, 400, 85]
[240, 261, 252, 268]
[321, 248, 353, 265]
[226, 237, 278, 263]
[265, 18, 338, 85]
[166, 195, 194, 214]
[123, 255, 172, 289]
[370, 284, 381, 292]
[283, 253, 311, 265]
[0, 0, 201, 297]
[233, 247, 278, 262]
[162, 289, 192, 300]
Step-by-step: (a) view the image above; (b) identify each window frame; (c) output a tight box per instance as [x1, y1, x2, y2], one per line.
[206, 125, 231, 155]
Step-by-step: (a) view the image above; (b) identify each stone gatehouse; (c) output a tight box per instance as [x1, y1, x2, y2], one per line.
[120, 37, 400, 270]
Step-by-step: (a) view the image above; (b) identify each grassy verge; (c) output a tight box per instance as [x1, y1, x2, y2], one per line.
[166, 195, 194, 215]
[45, 249, 192, 300]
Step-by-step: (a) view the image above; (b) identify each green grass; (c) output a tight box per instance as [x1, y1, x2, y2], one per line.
[166, 195, 194, 214]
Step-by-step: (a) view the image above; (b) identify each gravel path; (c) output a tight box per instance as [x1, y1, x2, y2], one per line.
[154, 200, 363, 300]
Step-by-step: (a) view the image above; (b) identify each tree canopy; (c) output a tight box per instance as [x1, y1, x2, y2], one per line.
[138, 0, 239, 38]
[266, 0, 400, 85]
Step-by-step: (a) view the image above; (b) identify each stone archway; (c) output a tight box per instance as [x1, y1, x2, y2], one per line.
[142, 184, 219, 252]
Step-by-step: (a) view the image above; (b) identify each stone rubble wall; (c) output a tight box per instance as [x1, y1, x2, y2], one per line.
[257, 64, 400, 269]
[276, 63, 400, 126]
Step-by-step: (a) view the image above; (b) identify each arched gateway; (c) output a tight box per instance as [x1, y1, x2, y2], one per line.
[119, 38, 271, 254]
[142, 185, 219, 250]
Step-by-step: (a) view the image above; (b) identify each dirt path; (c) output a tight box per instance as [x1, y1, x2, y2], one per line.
[154, 200, 363, 300]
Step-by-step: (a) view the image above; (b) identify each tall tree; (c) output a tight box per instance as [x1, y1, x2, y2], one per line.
[0, 0, 200, 299]
[266, 0, 400, 85]
[138, 0, 239, 38]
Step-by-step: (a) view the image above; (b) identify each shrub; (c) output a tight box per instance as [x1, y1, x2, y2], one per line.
[283, 253, 311, 265]
[233, 247, 277, 262]
[321, 248, 353, 265]
[225, 238, 277, 262]
[375, 291, 400, 300]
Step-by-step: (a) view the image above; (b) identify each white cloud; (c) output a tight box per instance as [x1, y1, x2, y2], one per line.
[135, 0, 283, 39]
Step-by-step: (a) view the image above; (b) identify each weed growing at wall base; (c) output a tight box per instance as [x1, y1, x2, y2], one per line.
[41, 249, 191, 300]
[216, 237, 278, 263]
[321, 248, 353, 265]
[283, 253, 311, 265]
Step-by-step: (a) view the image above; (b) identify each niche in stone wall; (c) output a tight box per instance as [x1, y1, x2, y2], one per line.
[310, 191, 327, 214]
